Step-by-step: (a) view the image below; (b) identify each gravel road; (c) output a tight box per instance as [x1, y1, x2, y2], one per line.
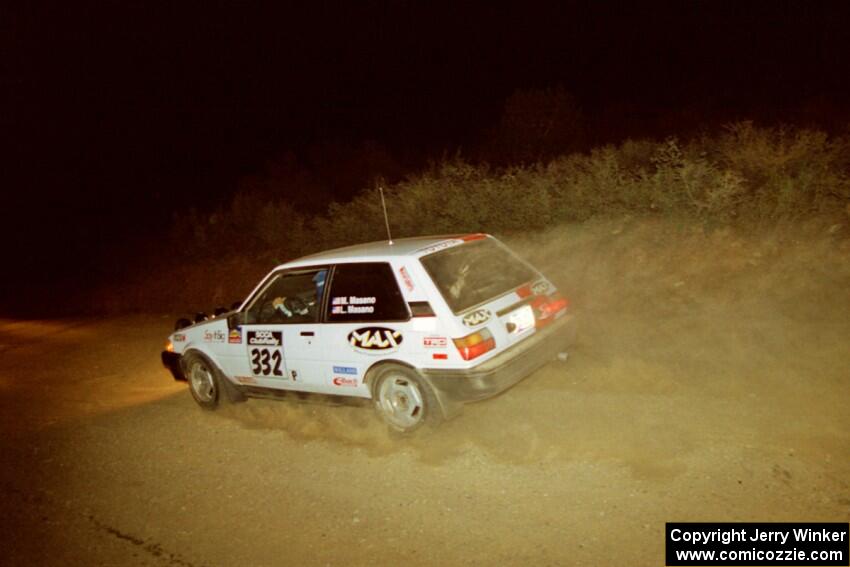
[2, 220, 848, 566]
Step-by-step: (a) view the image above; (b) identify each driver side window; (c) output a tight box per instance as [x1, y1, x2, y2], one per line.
[246, 268, 327, 325]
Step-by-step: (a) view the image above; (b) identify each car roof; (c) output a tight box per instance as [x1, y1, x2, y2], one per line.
[280, 233, 489, 269]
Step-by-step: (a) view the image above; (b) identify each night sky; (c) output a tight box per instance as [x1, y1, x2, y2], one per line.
[3, 1, 850, 291]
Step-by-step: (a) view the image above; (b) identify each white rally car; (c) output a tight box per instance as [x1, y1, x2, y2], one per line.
[162, 234, 576, 432]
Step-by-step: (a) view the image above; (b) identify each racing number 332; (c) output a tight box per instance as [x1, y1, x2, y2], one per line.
[247, 331, 284, 377]
[251, 348, 283, 376]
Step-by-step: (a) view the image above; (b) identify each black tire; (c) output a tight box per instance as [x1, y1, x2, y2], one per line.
[183, 352, 225, 410]
[370, 365, 442, 433]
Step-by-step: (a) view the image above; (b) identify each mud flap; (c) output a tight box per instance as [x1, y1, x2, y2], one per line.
[161, 351, 186, 381]
[419, 374, 464, 420]
[219, 375, 247, 403]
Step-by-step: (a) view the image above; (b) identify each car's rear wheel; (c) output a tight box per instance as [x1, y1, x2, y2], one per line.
[184, 352, 222, 410]
[371, 365, 441, 433]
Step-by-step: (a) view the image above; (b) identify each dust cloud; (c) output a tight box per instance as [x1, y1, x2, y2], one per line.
[215, 217, 850, 471]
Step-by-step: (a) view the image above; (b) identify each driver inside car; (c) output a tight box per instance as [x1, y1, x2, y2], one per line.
[272, 295, 309, 318]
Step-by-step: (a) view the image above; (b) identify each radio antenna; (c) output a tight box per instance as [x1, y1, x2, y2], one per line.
[378, 184, 393, 245]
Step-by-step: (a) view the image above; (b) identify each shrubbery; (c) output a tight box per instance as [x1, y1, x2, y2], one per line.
[171, 122, 850, 266]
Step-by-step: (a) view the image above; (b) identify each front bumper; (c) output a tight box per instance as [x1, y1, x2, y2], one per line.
[161, 351, 186, 381]
[422, 313, 576, 407]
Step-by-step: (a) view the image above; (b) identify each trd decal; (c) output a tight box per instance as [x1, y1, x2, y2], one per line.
[462, 309, 491, 328]
[347, 327, 403, 352]
[247, 330, 282, 346]
[423, 336, 447, 348]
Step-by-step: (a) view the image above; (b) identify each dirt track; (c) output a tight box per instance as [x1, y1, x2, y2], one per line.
[1, 219, 848, 566]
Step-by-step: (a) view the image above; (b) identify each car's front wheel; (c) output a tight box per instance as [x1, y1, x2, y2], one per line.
[371, 365, 442, 433]
[184, 352, 223, 410]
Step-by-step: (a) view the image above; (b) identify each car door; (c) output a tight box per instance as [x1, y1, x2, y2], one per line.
[319, 261, 412, 398]
[226, 267, 329, 391]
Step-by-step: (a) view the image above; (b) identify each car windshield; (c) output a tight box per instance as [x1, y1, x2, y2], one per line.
[420, 238, 538, 314]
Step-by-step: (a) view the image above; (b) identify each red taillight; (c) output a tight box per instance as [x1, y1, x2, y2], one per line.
[515, 284, 533, 298]
[453, 328, 495, 361]
[533, 294, 569, 327]
[541, 297, 568, 316]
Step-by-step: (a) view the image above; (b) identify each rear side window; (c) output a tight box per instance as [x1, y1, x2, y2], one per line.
[326, 263, 409, 322]
[420, 238, 538, 313]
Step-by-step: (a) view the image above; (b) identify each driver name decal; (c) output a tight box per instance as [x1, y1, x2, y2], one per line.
[331, 296, 377, 315]
[348, 327, 403, 353]
[247, 330, 282, 346]
[462, 308, 491, 328]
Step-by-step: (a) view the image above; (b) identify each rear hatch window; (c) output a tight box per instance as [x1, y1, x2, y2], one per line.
[420, 238, 538, 314]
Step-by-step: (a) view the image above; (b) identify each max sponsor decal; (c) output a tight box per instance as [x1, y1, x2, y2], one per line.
[348, 327, 403, 353]
[332, 376, 358, 387]
[531, 280, 551, 295]
[462, 308, 491, 328]
[203, 329, 226, 343]
[331, 295, 376, 315]
[247, 330, 282, 346]
[423, 336, 447, 348]
[228, 328, 242, 344]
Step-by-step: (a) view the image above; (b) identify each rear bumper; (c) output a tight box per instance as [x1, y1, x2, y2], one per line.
[422, 313, 576, 407]
[161, 351, 186, 381]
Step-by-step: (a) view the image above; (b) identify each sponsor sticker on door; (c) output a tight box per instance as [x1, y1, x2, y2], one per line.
[348, 327, 403, 353]
[248, 330, 282, 346]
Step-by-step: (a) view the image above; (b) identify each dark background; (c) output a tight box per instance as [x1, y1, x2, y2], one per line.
[3, 1, 850, 297]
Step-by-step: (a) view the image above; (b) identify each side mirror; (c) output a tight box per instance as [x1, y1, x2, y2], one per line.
[227, 311, 245, 330]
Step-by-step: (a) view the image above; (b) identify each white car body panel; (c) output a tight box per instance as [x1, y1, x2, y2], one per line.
[167, 234, 573, 408]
